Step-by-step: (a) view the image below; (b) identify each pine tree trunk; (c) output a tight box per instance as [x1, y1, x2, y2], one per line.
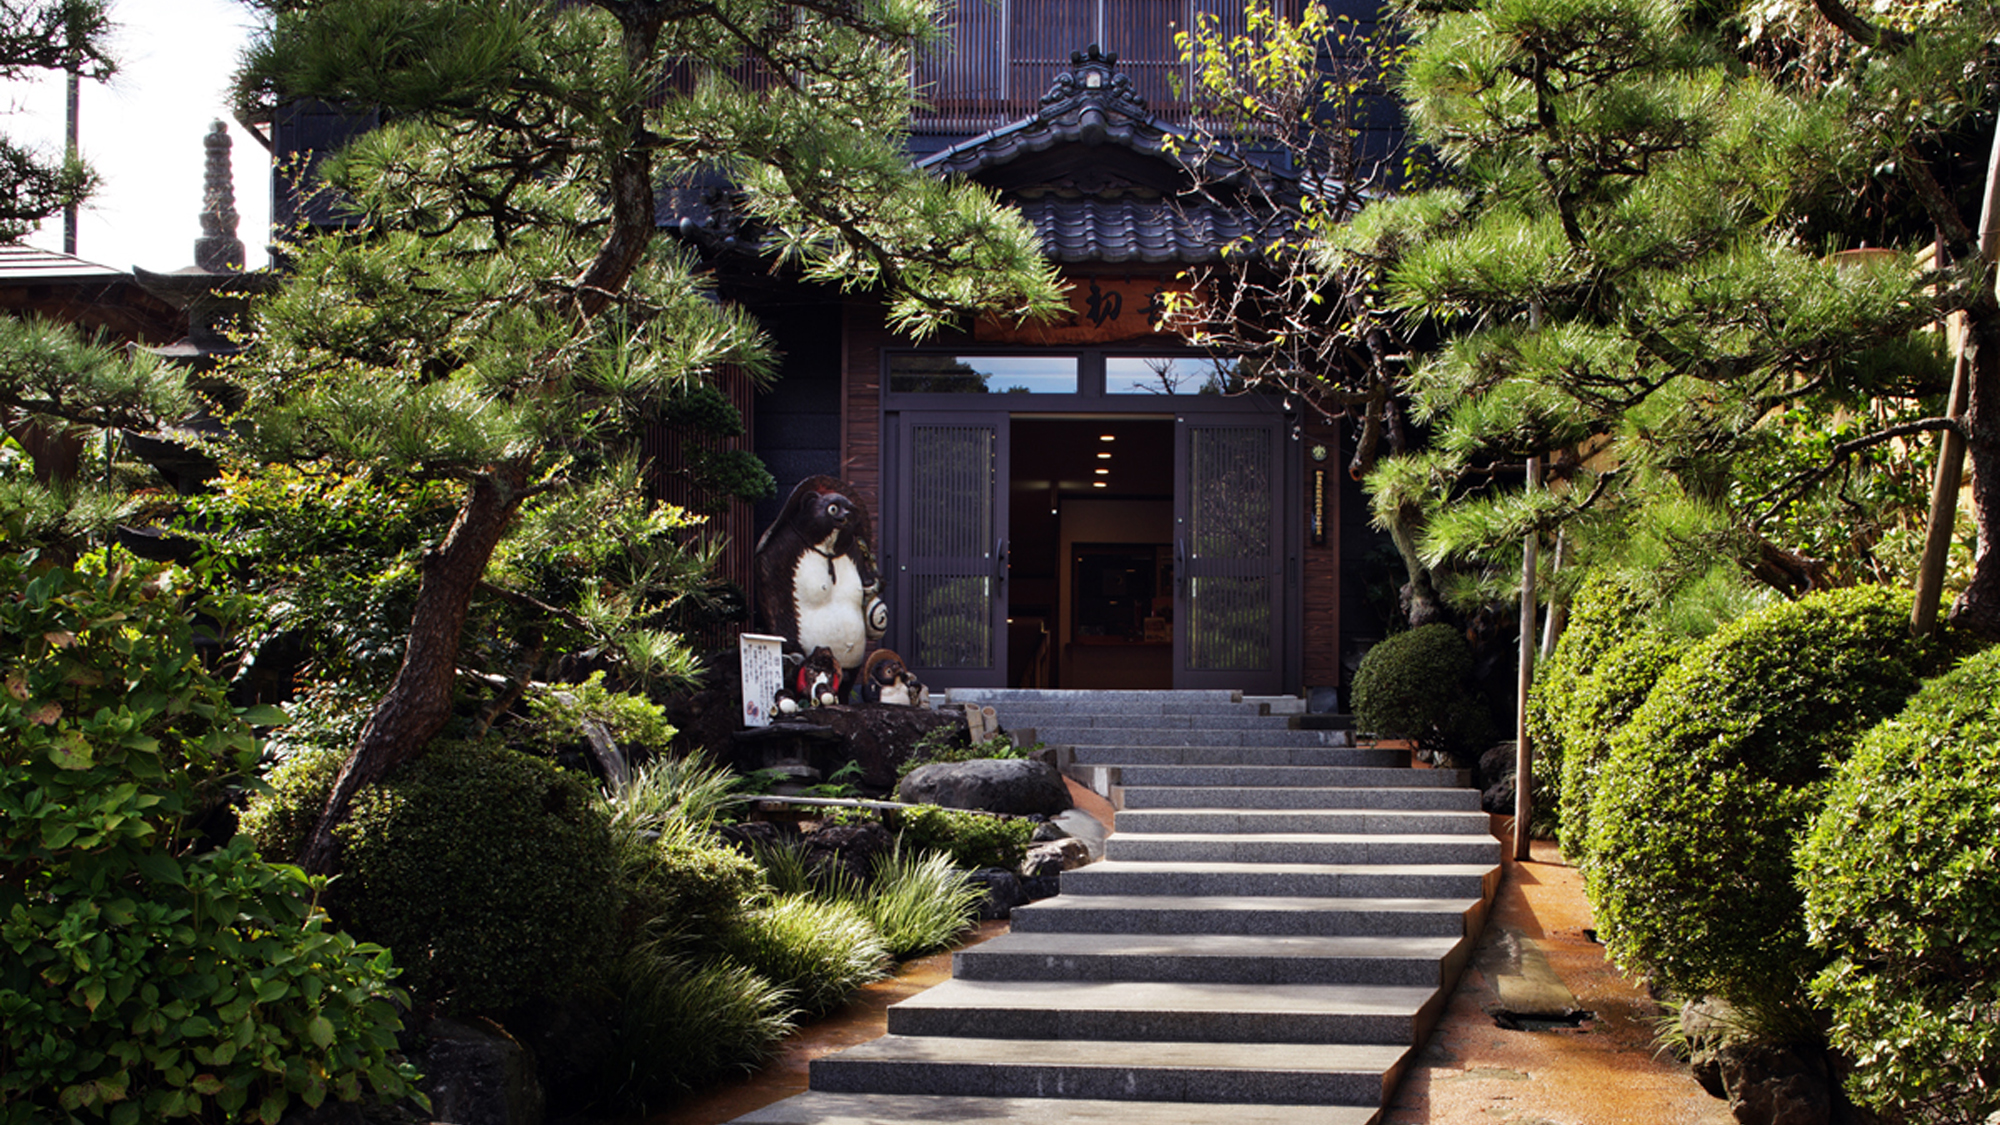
[299, 464, 531, 874]
[1950, 323, 2000, 640]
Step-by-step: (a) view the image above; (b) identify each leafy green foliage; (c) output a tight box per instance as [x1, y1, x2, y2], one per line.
[1350, 623, 1494, 758]
[1800, 644, 2000, 1123]
[0, 552, 417, 1122]
[721, 894, 889, 1017]
[1525, 573, 1649, 801]
[888, 804, 1033, 873]
[520, 672, 678, 758]
[238, 743, 349, 867]
[331, 740, 621, 1013]
[179, 462, 459, 690]
[616, 819, 765, 943]
[1585, 585, 1938, 1027]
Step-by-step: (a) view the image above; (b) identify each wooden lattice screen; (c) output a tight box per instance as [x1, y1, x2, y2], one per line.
[642, 365, 759, 656]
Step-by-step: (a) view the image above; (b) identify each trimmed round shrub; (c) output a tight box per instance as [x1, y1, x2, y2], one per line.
[1554, 628, 1687, 864]
[242, 744, 349, 864]
[618, 823, 765, 941]
[1526, 572, 1649, 768]
[1584, 585, 1936, 1024]
[1351, 623, 1494, 759]
[722, 894, 889, 1016]
[277, 739, 620, 1014]
[1800, 644, 2000, 1123]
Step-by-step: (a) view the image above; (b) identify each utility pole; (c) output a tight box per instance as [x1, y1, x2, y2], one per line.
[63, 69, 79, 255]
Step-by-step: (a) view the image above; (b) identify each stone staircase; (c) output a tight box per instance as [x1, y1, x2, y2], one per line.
[734, 689, 1502, 1125]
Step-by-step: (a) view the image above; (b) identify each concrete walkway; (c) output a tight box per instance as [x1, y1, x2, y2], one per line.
[731, 689, 1501, 1124]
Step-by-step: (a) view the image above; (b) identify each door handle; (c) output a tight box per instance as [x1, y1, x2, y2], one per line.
[1175, 538, 1187, 596]
[994, 537, 1009, 596]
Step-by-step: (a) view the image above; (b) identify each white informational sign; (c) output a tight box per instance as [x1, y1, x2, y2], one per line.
[739, 633, 788, 728]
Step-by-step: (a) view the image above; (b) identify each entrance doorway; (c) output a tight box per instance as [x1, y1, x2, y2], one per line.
[882, 356, 1297, 694]
[1008, 418, 1174, 689]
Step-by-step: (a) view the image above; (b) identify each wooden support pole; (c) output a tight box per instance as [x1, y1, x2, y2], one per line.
[1915, 112, 2000, 635]
[1514, 457, 1541, 862]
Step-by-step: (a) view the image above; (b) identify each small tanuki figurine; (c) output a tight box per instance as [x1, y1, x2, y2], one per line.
[774, 646, 843, 715]
[754, 476, 887, 693]
[859, 649, 929, 708]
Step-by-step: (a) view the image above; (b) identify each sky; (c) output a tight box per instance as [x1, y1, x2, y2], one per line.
[3, 0, 272, 271]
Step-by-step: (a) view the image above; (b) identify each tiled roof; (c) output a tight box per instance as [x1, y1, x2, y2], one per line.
[1013, 193, 1275, 265]
[0, 242, 128, 283]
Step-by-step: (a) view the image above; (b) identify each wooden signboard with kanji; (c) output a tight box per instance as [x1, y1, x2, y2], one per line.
[975, 277, 1199, 346]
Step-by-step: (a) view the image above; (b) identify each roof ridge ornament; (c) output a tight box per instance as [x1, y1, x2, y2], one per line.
[1038, 42, 1149, 125]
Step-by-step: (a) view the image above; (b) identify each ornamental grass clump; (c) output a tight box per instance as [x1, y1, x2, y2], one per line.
[1799, 644, 2000, 1124]
[1584, 585, 1938, 1030]
[600, 946, 795, 1106]
[858, 846, 988, 958]
[722, 894, 889, 1017]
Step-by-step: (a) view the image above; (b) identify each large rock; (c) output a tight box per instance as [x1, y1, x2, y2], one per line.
[419, 1016, 544, 1125]
[760, 704, 966, 792]
[1716, 1040, 1831, 1125]
[899, 758, 1073, 816]
[802, 819, 895, 885]
[967, 867, 1029, 920]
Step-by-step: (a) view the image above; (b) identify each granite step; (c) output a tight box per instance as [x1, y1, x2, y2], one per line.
[951, 930, 1466, 986]
[1065, 744, 1396, 766]
[1099, 764, 1469, 789]
[1055, 860, 1500, 901]
[808, 1036, 1411, 1105]
[1051, 729, 1365, 749]
[732, 1092, 1378, 1125]
[1103, 832, 1503, 867]
[886, 978, 1439, 1044]
[1112, 807, 1493, 836]
[1117, 784, 1481, 811]
[1008, 892, 1488, 938]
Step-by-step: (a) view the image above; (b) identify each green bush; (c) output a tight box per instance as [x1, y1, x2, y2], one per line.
[1799, 644, 2000, 1123]
[332, 739, 621, 1013]
[0, 553, 417, 1123]
[1525, 573, 1649, 807]
[896, 728, 1029, 779]
[1584, 585, 1937, 1026]
[889, 804, 1033, 872]
[722, 894, 888, 1017]
[1554, 628, 1687, 863]
[618, 819, 765, 942]
[1351, 623, 1494, 759]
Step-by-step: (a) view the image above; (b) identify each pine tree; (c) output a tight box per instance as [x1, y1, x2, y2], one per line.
[1329, 0, 2000, 631]
[226, 0, 1064, 871]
